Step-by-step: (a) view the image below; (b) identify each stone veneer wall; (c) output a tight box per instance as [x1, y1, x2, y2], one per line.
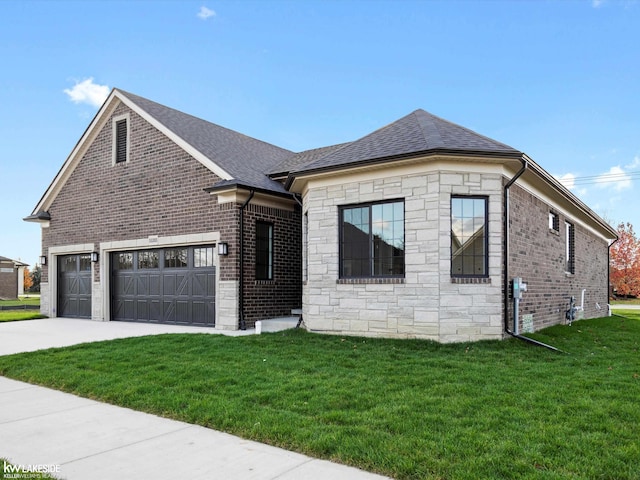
[303, 165, 505, 343]
[507, 183, 610, 331]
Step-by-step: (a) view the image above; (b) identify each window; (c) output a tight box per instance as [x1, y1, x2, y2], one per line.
[339, 200, 404, 278]
[194, 247, 214, 268]
[116, 252, 133, 270]
[565, 221, 575, 274]
[549, 212, 560, 232]
[112, 114, 130, 164]
[79, 255, 92, 271]
[256, 222, 274, 280]
[138, 251, 159, 269]
[62, 256, 77, 273]
[164, 248, 187, 268]
[451, 196, 488, 277]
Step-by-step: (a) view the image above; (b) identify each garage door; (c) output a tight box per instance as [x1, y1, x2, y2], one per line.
[111, 246, 215, 326]
[58, 254, 92, 318]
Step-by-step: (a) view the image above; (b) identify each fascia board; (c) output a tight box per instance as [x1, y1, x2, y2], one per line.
[115, 92, 233, 182]
[518, 159, 617, 241]
[287, 153, 515, 194]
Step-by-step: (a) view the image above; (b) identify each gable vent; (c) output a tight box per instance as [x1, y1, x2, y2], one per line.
[115, 119, 128, 163]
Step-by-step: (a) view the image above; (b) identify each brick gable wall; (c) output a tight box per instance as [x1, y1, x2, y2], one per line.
[42, 102, 222, 283]
[39, 100, 302, 328]
[507, 183, 609, 331]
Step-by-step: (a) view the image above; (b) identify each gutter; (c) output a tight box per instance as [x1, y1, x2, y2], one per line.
[238, 190, 255, 330]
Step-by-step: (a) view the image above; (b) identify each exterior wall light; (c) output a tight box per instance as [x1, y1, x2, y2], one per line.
[39, 255, 47, 266]
[218, 242, 228, 256]
[90, 252, 99, 263]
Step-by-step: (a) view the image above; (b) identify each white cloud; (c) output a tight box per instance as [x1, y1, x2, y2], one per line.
[592, 0, 604, 8]
[625, 155, 640, 170]
[197, 6, 216, 20]
[555, 172, 588, 197]
[595, 165, 632, 192]
[63, 78, 110, 108]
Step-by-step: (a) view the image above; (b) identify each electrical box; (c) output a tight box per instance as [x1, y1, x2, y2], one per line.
[511, 277, 528, 299]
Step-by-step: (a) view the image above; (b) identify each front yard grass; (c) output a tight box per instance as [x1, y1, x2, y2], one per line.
[1, 313, 639, 479]
[0, 311, 45, 322]
[0, 298, 44, 322]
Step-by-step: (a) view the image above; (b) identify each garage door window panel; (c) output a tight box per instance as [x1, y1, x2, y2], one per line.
[139, 251, 159, 269]
[165, 248, 188, 268]
[194, 247, 214, 268]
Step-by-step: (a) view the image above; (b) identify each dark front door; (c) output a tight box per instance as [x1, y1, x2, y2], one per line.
[57, 254, 92, 318]
[110, 246, 216, 326]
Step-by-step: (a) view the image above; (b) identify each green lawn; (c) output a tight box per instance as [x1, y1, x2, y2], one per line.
[0, 298, 44, 322]
[1, 314, 638, 479]
[0, 297, 40, 307]
[611, 298, 640, 305]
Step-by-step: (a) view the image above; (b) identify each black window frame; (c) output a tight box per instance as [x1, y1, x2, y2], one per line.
[256, 221, 274, 280]
[339, 199, 405, 279]
[565, 221, 575, 274]
[450, 195, 489, 278]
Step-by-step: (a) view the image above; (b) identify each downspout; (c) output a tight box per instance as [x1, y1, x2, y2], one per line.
[608, 237, 618, 315]
[503, 156, 528, 333]
[503, 158, 564, 353]
[238, 189, 255, 330]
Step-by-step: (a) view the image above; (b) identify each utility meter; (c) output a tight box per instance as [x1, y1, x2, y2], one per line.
[511, 277, 528, 299]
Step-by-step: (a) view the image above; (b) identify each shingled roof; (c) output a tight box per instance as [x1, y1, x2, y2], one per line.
[119, 92, 523, 194]
[286, 109, 522, 178]
[117, 89, 294, 193]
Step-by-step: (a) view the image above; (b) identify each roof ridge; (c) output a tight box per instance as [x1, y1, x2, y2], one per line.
[414, 108, 518, 151]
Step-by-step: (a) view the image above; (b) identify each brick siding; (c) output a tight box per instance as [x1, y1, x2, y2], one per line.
[42, 102, 222, 283]
[0, 263, 18, 299]
[240, 203, 302, 326]
[507, 183, 609, 331]
[39, 100, 302, 328]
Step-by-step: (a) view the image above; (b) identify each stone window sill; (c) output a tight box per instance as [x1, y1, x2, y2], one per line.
[451, 277, 491, 284]
[337, 277, 405, 285]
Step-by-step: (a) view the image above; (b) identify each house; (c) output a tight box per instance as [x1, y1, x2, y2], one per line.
[0, 256, 28, 299]
[25, 89, 617, 342]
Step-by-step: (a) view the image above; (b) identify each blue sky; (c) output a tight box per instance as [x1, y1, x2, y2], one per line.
[1, 0, 638, 267]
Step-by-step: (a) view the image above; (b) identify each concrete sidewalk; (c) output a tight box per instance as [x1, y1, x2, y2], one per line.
[0, 319, 391, 480]
[0, 378, 389, 480]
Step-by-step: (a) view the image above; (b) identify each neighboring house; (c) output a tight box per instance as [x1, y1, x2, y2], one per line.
[0, 256, 28, 299]
[25, 89, 617, 342]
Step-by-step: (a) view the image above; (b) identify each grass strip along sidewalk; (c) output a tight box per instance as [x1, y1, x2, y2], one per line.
[1, 313, 639, 479]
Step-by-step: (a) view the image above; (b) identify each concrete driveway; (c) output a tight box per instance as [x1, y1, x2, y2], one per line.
[0, 317, 252, 356]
